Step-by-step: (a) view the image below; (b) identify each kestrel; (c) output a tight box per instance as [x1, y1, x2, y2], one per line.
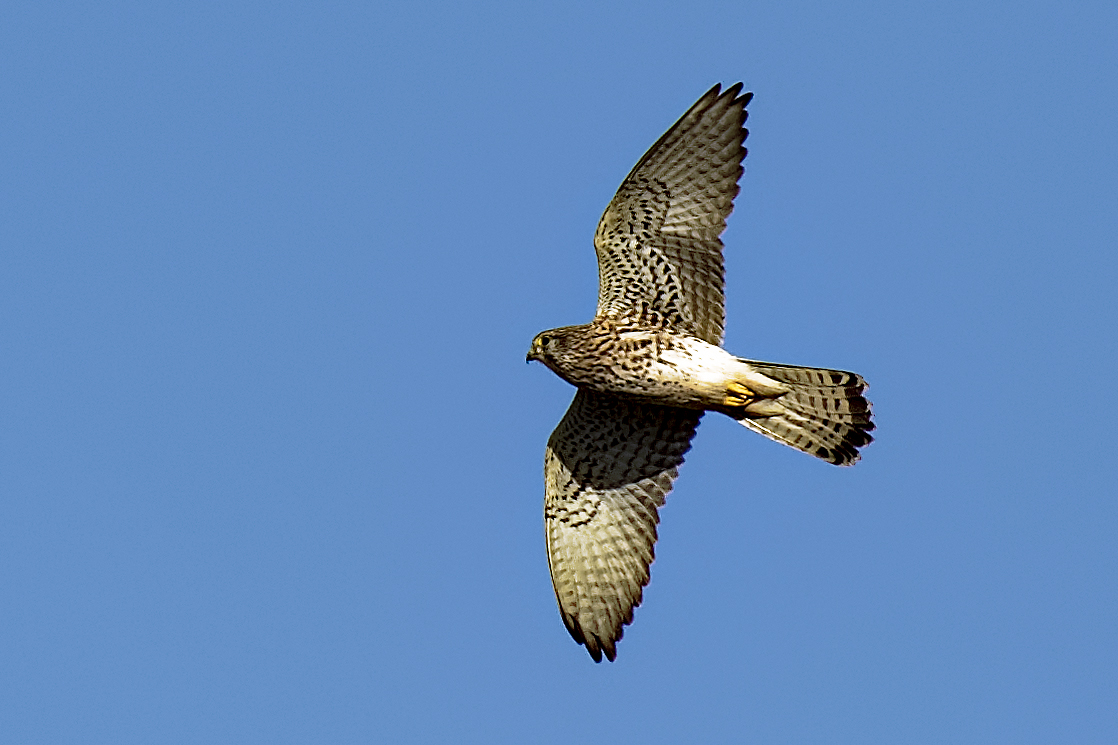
[527, 84, 874, 662]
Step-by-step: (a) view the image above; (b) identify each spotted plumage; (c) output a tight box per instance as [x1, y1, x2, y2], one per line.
[528, 84, 874, 662]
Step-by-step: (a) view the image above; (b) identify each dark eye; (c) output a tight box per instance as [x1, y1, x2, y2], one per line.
[539, 335, 552, 346]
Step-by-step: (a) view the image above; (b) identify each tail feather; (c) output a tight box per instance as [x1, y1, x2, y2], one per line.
[727, 360, 875, 466]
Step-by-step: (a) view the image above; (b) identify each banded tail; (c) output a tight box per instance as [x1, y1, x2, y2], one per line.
[723, 360, 874, 466]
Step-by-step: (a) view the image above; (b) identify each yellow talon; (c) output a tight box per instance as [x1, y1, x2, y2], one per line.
[723, 381, 757, 407]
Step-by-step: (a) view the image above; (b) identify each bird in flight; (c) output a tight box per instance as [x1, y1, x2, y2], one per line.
[527, 83, 874, 662]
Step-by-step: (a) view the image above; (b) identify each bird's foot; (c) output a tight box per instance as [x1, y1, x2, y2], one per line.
[723, 381, 757, 407]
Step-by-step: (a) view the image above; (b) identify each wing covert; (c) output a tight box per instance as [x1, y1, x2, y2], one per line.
[594, 83, 752, 344]
[544, 389, 702, 662]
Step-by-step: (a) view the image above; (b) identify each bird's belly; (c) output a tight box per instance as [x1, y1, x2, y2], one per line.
[579, 341, 739, 409]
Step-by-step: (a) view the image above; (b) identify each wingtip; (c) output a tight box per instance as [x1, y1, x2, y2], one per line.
[585, 637, 617, 663]
[564, 610, 625, 663]
[701, 82, 752, 111]
[714, 82, 753, 108]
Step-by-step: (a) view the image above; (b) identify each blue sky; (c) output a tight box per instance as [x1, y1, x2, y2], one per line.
[3, 1, 1117, 742]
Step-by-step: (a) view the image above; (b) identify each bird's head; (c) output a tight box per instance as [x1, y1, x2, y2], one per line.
[527, 325, 584, 366]
[526, 330, 556, 364]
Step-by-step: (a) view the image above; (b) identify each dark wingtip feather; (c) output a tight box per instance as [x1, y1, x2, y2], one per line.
[564, 613, 621, 663]
[717, 83, 752, 111]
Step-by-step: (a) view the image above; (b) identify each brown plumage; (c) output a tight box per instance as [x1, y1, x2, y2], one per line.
[527, 84, 874, 662]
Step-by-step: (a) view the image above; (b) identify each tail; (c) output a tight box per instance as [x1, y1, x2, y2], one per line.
[721, 360, 874, 466]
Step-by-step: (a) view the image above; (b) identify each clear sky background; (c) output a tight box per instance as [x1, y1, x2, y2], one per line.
[3, 1, 1117, 743]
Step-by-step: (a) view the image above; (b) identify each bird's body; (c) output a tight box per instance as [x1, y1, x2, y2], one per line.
[528, 84, 874, 662]
[529, 318, 785, 410]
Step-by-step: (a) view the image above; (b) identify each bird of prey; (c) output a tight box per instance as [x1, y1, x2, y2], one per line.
[526, 84, 875, 662]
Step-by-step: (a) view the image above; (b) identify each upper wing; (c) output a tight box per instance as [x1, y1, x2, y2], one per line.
[544, 389, 702, 662]
[594, 83, 752, 344]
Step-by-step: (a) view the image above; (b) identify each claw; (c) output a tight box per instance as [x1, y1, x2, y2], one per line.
[723, 380, 757, 407]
